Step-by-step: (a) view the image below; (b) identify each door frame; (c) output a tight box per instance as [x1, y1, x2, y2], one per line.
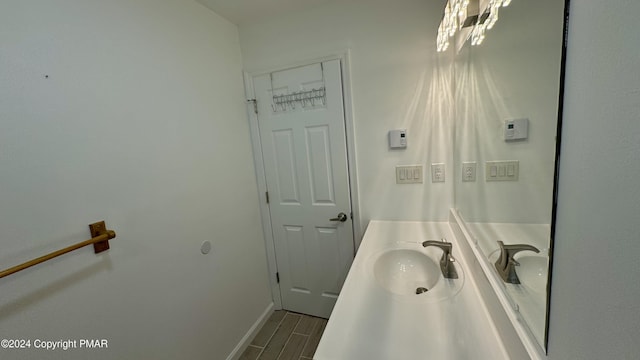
[243, 51, 361, 310]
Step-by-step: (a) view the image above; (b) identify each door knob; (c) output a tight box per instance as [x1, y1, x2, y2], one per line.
[330, 212, 348, 222]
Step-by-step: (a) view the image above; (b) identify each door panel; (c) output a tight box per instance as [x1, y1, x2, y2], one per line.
[305, 125, 335, 205]
[254, 59, 353, 318]
[284, 225, 309, 293]
[272, 129, 300, 204]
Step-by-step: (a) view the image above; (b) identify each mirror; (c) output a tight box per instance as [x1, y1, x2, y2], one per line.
[452, 0, 566, 351]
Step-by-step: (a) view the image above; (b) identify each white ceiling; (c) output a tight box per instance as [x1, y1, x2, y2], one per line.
[195, 0, 334, 25]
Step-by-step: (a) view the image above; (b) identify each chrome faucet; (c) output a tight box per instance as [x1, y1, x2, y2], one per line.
[422, 239, 458, 279]
[495, 241, 540, 284]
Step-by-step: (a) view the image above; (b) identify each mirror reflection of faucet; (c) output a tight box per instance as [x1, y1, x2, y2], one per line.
[495, 240, 540, 284]
[422, 239, 458, 279]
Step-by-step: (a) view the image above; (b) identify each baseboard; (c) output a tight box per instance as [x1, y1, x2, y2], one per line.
[226, 302, 275, 360]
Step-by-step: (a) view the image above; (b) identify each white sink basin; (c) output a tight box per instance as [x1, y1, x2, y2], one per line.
[515, 255, 548, 294]
[372, 249, 441, 295]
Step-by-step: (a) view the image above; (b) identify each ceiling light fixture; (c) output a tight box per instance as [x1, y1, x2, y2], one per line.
[436, 0, 513, 52]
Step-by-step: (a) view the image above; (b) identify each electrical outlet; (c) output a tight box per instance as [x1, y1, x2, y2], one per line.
[462, 162, 477, 182]
[431, 163, 445, 183]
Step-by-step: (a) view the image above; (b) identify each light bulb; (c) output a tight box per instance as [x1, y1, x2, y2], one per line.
[486, 6, 499, 29]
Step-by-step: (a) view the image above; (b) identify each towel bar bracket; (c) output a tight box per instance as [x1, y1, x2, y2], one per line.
[89, 221, 110, 254]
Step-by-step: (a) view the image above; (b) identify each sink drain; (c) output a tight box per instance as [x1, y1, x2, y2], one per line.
[415, 287, 429, 294]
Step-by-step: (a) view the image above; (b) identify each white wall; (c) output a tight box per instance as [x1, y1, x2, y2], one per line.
[548, 0, 640, 358]
[454, 0, 565, 224]
[239, 0, 455, 228]
[0, 1, 270, 359]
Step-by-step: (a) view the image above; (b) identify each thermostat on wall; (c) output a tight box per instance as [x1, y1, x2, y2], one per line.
[389, 129, 407, 149]
[504, 118, 528, 141]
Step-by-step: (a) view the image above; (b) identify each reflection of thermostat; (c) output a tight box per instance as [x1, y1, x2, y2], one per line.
[504, 118, 528, 141]
[389, 129, 407, 149]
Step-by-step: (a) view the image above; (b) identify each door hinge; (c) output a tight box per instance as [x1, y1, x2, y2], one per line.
[247, 99, 258, 114]
[266, 191, 270, 204]
[276, 272, 280, 283]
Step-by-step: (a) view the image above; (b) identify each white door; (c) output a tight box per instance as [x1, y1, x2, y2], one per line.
[253, 60, 354, 318]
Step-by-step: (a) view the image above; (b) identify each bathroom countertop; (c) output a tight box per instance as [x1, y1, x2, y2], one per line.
[314, 221, 510, 360]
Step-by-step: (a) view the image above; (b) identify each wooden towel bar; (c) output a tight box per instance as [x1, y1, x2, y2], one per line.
[0, 221, 116, 279]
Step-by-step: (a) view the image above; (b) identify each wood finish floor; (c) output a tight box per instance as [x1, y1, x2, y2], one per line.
[240, 310, 327, 360]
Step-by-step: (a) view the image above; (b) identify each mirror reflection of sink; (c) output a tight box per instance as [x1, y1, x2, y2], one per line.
[372, 249, 441, 295]
[489, 249, 548, 294]
[515, 255, 548, 294]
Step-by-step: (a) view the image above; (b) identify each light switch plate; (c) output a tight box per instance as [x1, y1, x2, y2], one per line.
[396, 165, 423, 184]
[485, 160, 519, 181]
